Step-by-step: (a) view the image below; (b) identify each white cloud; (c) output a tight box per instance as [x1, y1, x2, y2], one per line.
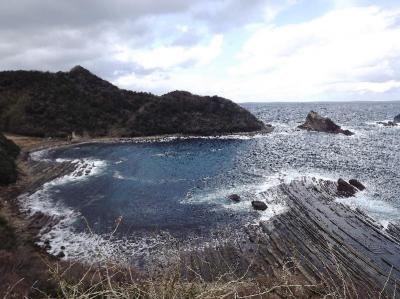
[114, 34, 223, 70]
[227, 6, 400, 100]
[2, 1, 400, 102]
[340, 80, 400, 94]
[114, 5, 400, 102]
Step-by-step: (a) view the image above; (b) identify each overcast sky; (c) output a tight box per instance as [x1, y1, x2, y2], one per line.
[1, 0, 400, 102]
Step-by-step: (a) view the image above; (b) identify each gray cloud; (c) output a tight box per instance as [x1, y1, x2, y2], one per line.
[0, 0, 191, 29]
[0, 0, 288, 93]
[192, 0, 270, 32]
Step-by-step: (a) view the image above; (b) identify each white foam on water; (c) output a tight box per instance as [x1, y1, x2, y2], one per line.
[280, 170, 400, 227]
[336, 192, 400, 228]
[366, 120, 400, 129]
[20, 157, 108, 217]
[22, 195, 242, 266]
[113, 170, 125, 180]
[21, 149, 247, 266]
[181, 175, 288, 223]
[113, 132, 273, 144]
[23, 143, 400, 266]
[182, 169, 339, 223]
[30, 149, 51, 161]
[258, 203, 289, 222]
[261, 171, 400, 228]
[19, 152, 110, 260]
[165, 133, 270, 141]
[267, 170, 400, 228]
[152, 151, 178, 157]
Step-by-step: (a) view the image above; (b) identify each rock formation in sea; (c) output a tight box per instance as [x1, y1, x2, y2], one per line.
[0, 66, 269, 138]
[394, 114, 400, 123]
[228, 194, 241, 202]
[336, 178, 358, 197]
[349, 178, 365, 191]
[298, 111, 354, 135]
[251, 200, 267, 210]
[0, 133, 20, 185]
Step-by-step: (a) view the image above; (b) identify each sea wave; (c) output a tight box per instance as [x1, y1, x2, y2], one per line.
[336, 193, 399, 229]
[18, 152, 108, 260]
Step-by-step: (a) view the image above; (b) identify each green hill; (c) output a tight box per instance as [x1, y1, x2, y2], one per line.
[0, 66, 266, 138]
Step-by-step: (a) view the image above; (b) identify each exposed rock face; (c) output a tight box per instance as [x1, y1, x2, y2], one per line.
[298, 111, 354, 136]
[337, 178, 357, 197]
[251, 201, 267, 211]
[349, 179, 366, 191]
[183, 178, 400, 296]
[228, 194, 241, 202]
[394, 114, 400, 123]
[0, 133, 20, 185]
[0, 66, 268, 138]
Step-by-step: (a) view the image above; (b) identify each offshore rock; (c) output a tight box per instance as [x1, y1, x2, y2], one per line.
[394, 114, 400, 123]
[337, 178, 357, 197]
[298, 111, 354, 136]
[228, 194, 241, 202]
[251, 201, 268, 211]
[349, 179, 366, 191]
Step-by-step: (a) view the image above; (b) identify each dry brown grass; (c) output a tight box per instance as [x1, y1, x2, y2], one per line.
[41, 258, 324, 299]
[32, 241, 398, 299]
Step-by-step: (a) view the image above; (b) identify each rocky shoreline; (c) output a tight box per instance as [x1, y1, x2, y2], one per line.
[2, 132, 400, 297]
[181, 177, 400, 297]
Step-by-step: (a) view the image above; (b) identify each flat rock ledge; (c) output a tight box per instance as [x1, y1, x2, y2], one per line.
[181, 177, 400, 297]
[298, 111, 354, 136]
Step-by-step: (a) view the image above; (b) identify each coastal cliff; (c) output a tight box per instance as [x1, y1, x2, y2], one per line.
[0, 66, 267, 138]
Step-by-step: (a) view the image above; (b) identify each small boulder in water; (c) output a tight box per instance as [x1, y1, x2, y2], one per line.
[57, 251, 65, 258]
[251, 201, 268, 211]
[337, 178, 357, 197]
[349, 179, 366, 191]
[228, 194, 241, 202]
[298, 111, 354, 136]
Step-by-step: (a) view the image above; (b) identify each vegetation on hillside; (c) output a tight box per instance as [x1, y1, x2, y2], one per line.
[0, 133, 20, 185]
[0, 66, 266, 138]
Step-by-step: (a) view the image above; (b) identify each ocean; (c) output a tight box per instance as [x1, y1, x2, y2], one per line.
[21, 101, 400, 266]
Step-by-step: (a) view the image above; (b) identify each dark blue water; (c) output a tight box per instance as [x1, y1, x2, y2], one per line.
[44, 139, 256, 237]
[27, 101, 400, 262]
